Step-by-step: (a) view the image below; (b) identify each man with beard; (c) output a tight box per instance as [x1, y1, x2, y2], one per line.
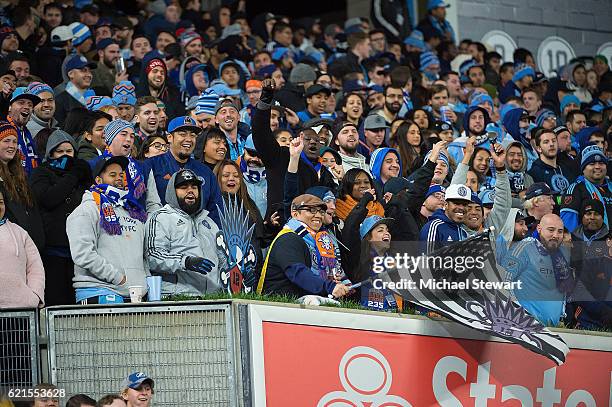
[567, 200, 612, 330]
[447, 105, 492, 164]
[136, 54, 184, 119]
[144, 116, 223, 226]
[528, 128, 571, 195]
[503, 140, 534, 208]
[145, 169, 221, 297]
[252, 78, 336, 222]
[6, 87, 41, 176]
[561, 145, 612, 233]
[375, 85, 402, 126]
[239, 135, 267, 218]
[554, 125, 580, 181]
[54, 55, 97, 127]
[297, 84, 331, 123]
[333, 121, 370, 175]
[67, 155, 149, 304]
[499, 214, 569, 326]
[419, 183, 472, 253]
[25, 82, 57, 139]
[91, 39, 127, 96]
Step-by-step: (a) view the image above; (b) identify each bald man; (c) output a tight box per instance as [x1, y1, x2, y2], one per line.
[499, 214, 570, 326]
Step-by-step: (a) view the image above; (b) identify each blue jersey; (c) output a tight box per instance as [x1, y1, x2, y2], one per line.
[498, 237, 566, 326]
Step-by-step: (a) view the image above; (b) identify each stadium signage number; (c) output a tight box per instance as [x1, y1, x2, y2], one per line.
[481, 30, 518, 62]
[537, 36, 576, 76]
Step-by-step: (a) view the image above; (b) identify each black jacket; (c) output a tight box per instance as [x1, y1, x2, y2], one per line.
[273, 82, 306, 113]
[33, 46, 67, 88]
[29, 159, 92, 249]
[0, 181, 45, 254]
[252, 104, 333, 219]
[54, 90, 84, 128]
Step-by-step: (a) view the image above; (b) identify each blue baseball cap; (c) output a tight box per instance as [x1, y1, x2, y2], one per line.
[65, 55, 97, 75]
[10, 87, 41, 105]
[428, 0, 450, 10]
[359, 215, 394, 240]
[168, 116, 201, 133]
[121, 372, 154, 390]
[425, 184, 446, 199]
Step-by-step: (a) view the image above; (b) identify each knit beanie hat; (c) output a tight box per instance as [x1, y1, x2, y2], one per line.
[580, 145, 608, 171]
[420, 51, 440, 71]
[580, 198, 605, 219]
[145, 58, 167, 76]
[289, 63, 316, 85]
[0, 121, 17, 142]
[112, 81, 137, 106]
[69, 22, 92, 46]
[180, 31, 202, 48]
[104, 119, 134, 146]
[86, 96, 114, 111]
[195, 89, 220, 115]
[512, 63, 535, 82]
[26, 81, 54, 96]
[560, 94, 580, 112]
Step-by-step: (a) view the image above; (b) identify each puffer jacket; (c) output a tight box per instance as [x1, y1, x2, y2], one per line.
[144, 172, 222, 297]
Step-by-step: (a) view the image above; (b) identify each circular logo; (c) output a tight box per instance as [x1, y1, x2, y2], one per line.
[481, 30, 518, 62]
[550, 174, 569, 193]
[458, 186, 468, 197]
[537, 36, 576, 76]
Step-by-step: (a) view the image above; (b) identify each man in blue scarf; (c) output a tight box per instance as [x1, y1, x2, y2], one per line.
[416, 0, 456, 43]
[7, 87, 40, 176]
[561, 145, 611, 232]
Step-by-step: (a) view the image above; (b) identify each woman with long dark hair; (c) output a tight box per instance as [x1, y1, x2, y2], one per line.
[0, 121, 45, 252]
[390, 120, 426, 176]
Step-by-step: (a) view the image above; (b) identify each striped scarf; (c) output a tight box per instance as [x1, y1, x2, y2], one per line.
[285, 218, 340, 281]
[102, 149, 146, 200]
[89, 184, 147, 235]
[576, 175, 612, 228]
[7, 116, 39, 176]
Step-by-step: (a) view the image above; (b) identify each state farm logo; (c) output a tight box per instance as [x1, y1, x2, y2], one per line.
[317, 346, 411, 406]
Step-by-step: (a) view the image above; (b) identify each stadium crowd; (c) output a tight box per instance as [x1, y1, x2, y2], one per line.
[0, 0, 611, 349]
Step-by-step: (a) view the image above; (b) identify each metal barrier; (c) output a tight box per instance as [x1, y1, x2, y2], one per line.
[45, 303, 237, 406]
[0, 309, 40, 389]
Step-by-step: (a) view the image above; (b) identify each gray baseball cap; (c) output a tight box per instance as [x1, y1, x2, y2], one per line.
[364, 114, 388, 130]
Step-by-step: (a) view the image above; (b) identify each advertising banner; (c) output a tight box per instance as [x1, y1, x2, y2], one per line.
[248, 305, 612, 407]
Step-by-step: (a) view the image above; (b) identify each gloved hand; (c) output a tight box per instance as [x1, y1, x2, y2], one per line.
[71, 158, 92, 182]
[185, 256, 215, 275]
[260, 78, 276, 104]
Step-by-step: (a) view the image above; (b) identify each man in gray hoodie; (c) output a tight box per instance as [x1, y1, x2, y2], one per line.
[67, 155, 149, 304]
[145, 169, 222, 297]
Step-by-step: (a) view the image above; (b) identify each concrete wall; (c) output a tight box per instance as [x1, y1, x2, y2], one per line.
[455, 0, 612, 57]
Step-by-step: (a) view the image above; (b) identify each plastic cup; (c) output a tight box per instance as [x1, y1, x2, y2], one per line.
[129, 286, 145, 303]
[146, 276, 162, 301]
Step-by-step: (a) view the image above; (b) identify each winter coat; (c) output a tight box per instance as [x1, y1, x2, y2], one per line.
[252, 103, 335, 220]
[144, 172, 222, 297]
[419, 208, 468, 254]
[0, 181, 45, 254]
[0, 220, 45, 309]
[67, 190, 149, 298]
[29, 159, 92, 250]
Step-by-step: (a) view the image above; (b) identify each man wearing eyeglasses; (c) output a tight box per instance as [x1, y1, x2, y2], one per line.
[256, 194, 351, 299]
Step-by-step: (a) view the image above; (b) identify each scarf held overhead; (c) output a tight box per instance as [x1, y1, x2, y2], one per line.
[102, 149, 146, 200]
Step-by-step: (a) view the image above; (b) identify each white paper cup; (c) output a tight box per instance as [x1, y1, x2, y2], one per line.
[129, 286, 145, 303]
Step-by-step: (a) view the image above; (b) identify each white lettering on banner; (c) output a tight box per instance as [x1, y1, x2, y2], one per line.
[432, 356, 611, 405]
[481, 30, 517, 62]
[537, 37, 576, 77]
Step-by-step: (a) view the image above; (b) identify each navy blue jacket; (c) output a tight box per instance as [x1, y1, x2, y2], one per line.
[419, 208, 468, 254]
[527, 158, 572, 194]
[142, 151, 223, 227]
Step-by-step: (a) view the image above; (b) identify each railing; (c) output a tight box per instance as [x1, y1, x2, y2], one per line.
[0, 309, 40, 390]
[2, 300, 611, 406]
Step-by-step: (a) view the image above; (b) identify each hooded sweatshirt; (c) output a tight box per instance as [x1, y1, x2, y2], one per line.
[184, 63, 209, 99]
[447, 106, 493, 164]
[369, 147, 403, 192]
[0, 219, 45, 308]
[67, 188, 149, 299]
[575, 127, 603, 153]
[501, 139, 535, 208]
[144, 172, 222, 297]
[502, 108, 538, 170]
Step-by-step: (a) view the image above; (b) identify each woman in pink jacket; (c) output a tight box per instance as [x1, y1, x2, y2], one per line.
[0, 188, 45, 309]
